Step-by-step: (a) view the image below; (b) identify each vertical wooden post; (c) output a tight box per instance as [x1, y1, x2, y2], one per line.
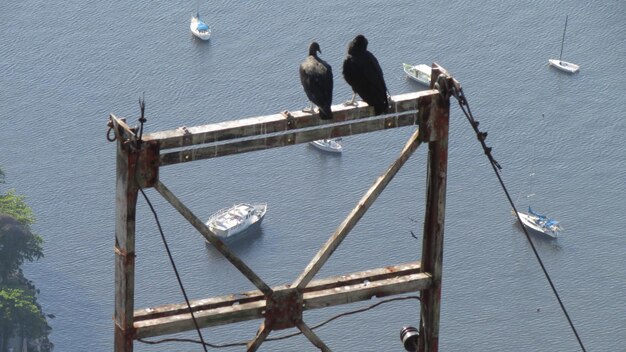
[418, 65, 450, 352]
[114, 138, 139, 352]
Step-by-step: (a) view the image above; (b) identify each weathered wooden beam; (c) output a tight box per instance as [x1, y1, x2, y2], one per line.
[109, 114, 138, 144]
[303, 272, 429, 310]
[247, 322, 271, 351]
[159, 109, 423, 166]
[418, 63, 451, 352]
[143, 91, 433, 150]
[153, 180, 273, 296]
[296, 320, 331, 352]
[113, 119, 139, 352]
[148, 91, 435, 166]
[133, 261, 430, 338]
[292, 127, 422, 290]
[135, 273, 431, 339]
[134, 262, 422, 321]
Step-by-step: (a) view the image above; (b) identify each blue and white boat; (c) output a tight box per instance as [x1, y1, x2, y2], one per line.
[515, 206, 563, 238]
[190, 1, 211, 40]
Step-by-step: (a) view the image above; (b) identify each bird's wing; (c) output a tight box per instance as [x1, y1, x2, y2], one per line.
[300, 58, 333, 107]
[342, 55, 359, 88]
[366, 52, 386, 87]
[343, 54, 386, 98]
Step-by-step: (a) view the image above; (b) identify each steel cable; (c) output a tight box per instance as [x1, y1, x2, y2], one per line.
[452, 85, 587, 352]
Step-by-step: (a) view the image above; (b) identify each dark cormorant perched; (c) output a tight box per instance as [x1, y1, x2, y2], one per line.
[342, 34, 389, 115]
[299, 42, 333, 120]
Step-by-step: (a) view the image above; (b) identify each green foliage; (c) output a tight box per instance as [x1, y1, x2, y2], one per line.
[0, 190, 43, 282]
[0, 190, 36, 227]
[0, 288, 50, 339]
[0, 166, 52, 350]
[0, 215, 43, 282]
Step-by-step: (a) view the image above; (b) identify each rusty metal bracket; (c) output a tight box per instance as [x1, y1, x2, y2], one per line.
[433, 69, 461, 103]
[136, 140, 159, 188]
[177, 126, 193, 146]
[107, 120, 118, 142]
[265, 288, 303, 330]
[109, 115, 138, 146]
[108, 114, 160, 188]
[384, 115, 398, 129]
[281, 110, 296, 128]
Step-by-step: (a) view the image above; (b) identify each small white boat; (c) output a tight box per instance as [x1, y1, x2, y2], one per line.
[402, 63, 432, 86]
[190, 1, 211, 40]
[514, 207, 563, 238]
[548, 59, 579, 73]
[549, 15, 579, 73]
[190, 14, 211, 40]
[206, 203, 267, 239]
[310, 138, 342, 153]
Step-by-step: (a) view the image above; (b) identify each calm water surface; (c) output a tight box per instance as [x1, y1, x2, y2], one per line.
[1, 0, 625, 351]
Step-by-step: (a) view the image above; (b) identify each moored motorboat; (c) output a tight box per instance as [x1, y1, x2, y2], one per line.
[309, 138, 342, 153]
[206, 203, 267, 239]
[402, 63, 432, 86]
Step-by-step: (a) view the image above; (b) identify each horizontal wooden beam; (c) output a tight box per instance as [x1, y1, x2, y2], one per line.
[133, 261, 430, 338]
[143, 91, 435, 150]
[159, 109, 422, 166]
[134, 261, 423, 321]
[136, 91, 435, 167]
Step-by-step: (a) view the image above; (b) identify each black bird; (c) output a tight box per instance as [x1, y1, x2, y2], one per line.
[342, 34, 389, 115]
[299, 42, 333, 120]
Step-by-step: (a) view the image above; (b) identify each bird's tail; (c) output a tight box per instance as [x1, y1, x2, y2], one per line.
[319, 105, 333, 120]
[374, 101, 389, 116]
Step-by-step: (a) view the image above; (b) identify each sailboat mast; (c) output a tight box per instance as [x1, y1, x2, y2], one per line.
[559, 15, 568, 62]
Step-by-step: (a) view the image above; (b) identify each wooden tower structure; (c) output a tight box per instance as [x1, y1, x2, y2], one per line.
[108, 64, 457, 352]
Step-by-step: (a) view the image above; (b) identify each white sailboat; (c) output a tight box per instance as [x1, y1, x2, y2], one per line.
[513, 173, 563, 238]
[515, 208, 563, 238]
[548, 15, 579, 73]
[190, 0, 211, 40]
